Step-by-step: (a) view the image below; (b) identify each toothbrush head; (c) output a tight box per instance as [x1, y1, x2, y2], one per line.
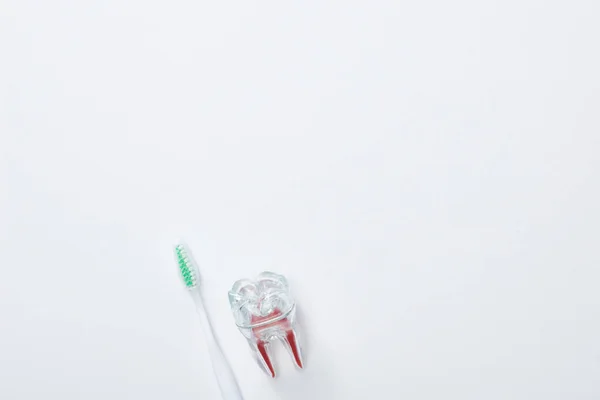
[174, 243, 198, 289]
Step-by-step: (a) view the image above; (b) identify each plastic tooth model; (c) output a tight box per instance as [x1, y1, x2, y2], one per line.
[228, 272, 303, 378]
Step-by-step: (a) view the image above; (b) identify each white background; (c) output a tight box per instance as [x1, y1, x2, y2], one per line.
[1, 1, 599, 399]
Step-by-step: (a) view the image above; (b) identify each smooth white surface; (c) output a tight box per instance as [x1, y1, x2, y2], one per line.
[2, 1, 600, 399]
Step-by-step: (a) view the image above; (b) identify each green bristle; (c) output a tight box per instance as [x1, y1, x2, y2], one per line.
[175, 244, 197, 288]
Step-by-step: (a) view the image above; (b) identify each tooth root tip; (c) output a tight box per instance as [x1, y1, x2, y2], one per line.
[257, 341, 276, 378]
[284, 330, 303, 369]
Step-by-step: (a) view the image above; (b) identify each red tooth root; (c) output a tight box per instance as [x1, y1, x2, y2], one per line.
[250, 308, 302, 377]
[285, 330, 303, 368]
[257, 340, 275, 378]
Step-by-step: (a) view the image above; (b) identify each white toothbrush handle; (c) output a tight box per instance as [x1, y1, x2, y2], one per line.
[192, 292, 244, 400]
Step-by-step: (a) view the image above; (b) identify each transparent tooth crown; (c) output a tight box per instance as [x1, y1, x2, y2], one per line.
[228, 272, 303, 377]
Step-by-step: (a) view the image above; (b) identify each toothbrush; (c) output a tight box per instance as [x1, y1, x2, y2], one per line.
[174, 243, 244, 400]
